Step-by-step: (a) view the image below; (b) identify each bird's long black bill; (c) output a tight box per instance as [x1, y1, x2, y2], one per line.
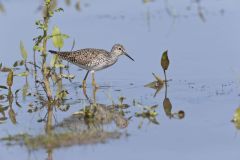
[124, 52, 134, 61]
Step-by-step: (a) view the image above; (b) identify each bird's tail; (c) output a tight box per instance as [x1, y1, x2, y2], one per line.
[49, 50, 58, 54]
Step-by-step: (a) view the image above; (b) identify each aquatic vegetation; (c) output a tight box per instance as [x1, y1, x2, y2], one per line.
[135, 103, 159, 128]
[144, 50, 185, 120]
[144, 73, 164, 97]
[161, 50, 169, 81]
[1, 130, 123, 150]
[231, 107, 240, 129]
[0, 3, 4, 13]
[1, 90, 129, 150]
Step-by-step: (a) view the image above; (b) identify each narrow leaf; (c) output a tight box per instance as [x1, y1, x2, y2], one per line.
[7, 70, 13, 87]
[52, 26, 64, 49]
[8, 108, 17, 124]
[16, 71, 29, 77]
[20, 41, 28, 60]
[0, 85, 8, 89]
[50, 54, 58, 67]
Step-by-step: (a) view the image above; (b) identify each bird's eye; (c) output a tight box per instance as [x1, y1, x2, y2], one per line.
[118, 47, 122, 50]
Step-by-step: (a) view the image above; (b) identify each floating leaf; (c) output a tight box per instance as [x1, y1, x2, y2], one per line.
[145, 73, 164, 89]
[149, 117, 160, 125]
[1, 67, 12, 72]
[163, 98, 172, 118]
[8, 108, 17, 125]
[232, 107, 240, 123]
[178, 110, 185, 119]
[52, 26, 64, 49]
[135, 104, 158, 119]
[0, 3, 5, 13]
[0, 117, 7, 124]
[0, 85, 8, 89]
[161, 50, 169, 71]
[232, 107, 240, 129]
[20, 41, 28, 60]
[7, 70, 13, 87]
[144, 73, 164, 97]
[144, 80, 163, 89]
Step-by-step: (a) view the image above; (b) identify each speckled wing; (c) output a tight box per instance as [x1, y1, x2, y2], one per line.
[51, 48, 110, 70]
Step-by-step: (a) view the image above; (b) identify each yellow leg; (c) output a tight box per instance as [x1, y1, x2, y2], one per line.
[82, 80, 87, 89]
[82, 71, 89, 89]
[91, 72, 98, 88]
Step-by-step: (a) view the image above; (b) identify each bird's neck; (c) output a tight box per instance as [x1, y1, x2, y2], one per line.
[110, 52, 119, 60]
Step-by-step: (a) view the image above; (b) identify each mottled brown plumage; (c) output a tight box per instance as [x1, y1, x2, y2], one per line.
[49, 44, 134, 87]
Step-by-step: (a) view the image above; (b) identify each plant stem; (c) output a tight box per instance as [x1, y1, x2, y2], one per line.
[164, 70, 168, 98]
[41, 0, 52, 101]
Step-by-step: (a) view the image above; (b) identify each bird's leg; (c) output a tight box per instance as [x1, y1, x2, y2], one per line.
[91, 71, 98, 88]
[82, 71, 89, 88]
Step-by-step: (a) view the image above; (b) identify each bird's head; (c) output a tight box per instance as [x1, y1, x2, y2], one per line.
[111, 44, 134, 61]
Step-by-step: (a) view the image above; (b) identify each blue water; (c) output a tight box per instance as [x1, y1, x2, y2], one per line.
[1, 0, 240, 160]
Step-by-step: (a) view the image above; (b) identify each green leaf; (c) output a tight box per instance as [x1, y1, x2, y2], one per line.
[50, 54, 58, 67]
[161, 50, 169, 71]
[33, 45, 43, 52]
[233, 107, 240, 123]
[52, 26, 64, 49]
[13, 60, 25, 67]
[20, 41, 28, 60]
[7, 70, 13, 87]
[232, 107, 240, 129]
[54, 63, 65, 68]
[61, 34, 70, 39]
[16, 71, 29, 77]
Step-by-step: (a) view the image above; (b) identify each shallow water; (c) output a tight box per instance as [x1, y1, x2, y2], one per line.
[1, 0, 240, 160]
